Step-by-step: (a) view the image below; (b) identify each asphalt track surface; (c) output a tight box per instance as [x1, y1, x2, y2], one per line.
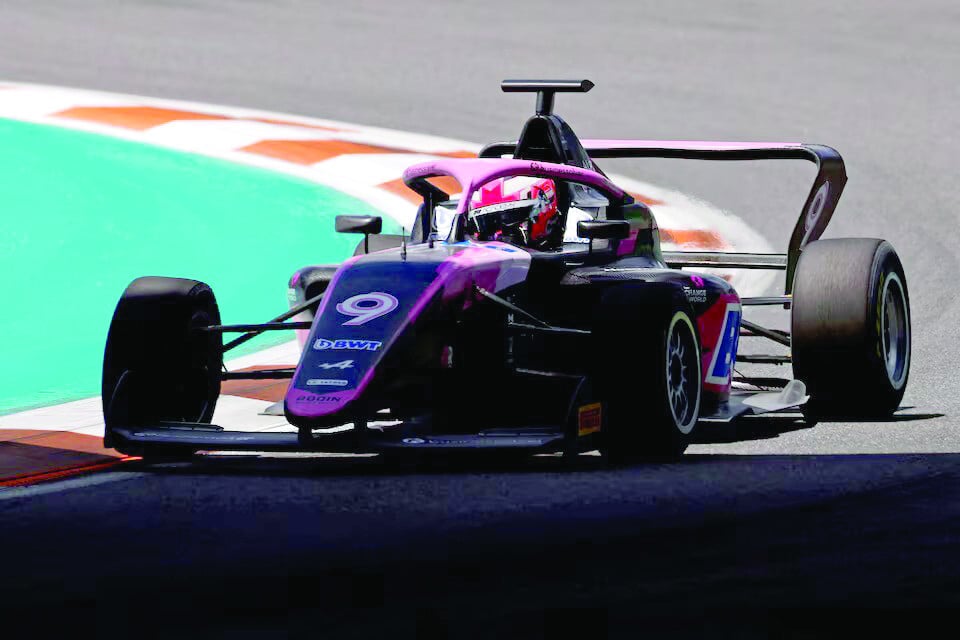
[1, 1, 959, 636]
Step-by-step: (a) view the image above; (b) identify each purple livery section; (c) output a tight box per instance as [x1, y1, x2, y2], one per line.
[285, 240, 531, 424]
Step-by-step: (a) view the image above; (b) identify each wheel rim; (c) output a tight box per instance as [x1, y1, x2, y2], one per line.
[881, 272, 910, 389]
[666, 313, 701, 434]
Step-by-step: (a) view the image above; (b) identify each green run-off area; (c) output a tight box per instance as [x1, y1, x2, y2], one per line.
[0, 118, 386, 415]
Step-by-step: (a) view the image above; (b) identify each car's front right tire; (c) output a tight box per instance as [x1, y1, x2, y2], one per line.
[592, 283, 702, 463]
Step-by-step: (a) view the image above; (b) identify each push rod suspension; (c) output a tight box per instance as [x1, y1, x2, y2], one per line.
[202, 322, 313, 333]
[740, 318, 791, 347]
[740, 296, 791, 306]
[221, 368, 296, 380]
[474, 286, 551, 328]
[507, 322, 591, 337]
[735, 354, 791, 364]
[221, 292, 324, 353]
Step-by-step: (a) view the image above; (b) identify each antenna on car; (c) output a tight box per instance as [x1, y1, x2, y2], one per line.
[500, 79, 594, 116]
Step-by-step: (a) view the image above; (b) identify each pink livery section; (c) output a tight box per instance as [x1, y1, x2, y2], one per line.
[284, 240, 531, 426]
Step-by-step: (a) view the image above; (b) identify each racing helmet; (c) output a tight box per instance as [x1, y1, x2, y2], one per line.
[466, 177, 562, 249]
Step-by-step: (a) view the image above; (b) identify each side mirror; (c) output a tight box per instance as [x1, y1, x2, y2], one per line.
[335, 215, 382, 254]
[577, 220, 630, 254]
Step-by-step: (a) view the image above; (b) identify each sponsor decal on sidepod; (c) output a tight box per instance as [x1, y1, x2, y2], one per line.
[577, 403, 603, 436]
[684, 275, 708, 303]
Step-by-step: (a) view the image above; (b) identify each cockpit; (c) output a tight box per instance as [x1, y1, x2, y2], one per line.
[418, 174, 611, 251]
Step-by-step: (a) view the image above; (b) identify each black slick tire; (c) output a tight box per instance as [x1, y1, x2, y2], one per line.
[102, 276, 222, 459]
[791, 238, 911, 420]
[592, 283, 702, 462]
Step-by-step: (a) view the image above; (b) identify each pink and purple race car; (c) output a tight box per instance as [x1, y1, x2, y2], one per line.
[102, 80, 911, 461]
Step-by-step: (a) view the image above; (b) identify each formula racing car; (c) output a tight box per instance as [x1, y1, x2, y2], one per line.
[101, 79, 911, 461]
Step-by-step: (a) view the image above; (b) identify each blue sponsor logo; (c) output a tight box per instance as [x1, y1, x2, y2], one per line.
[313, 338, 382, 351]
[706, 305, 741, 384]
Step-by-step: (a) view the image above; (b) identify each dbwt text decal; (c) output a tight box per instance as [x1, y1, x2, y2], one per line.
[313, 338, 382, 351]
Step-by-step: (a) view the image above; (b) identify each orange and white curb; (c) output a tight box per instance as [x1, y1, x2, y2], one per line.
[0, 82, 771, 257]
[0, 82, 774, 484]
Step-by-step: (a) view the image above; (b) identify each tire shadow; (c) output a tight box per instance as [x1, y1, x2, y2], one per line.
[694, 410, 945, 444]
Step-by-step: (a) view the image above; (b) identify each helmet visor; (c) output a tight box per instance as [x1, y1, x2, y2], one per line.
[467, 198, 537, 240]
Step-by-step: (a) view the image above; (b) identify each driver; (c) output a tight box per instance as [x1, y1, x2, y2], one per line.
[465, 177, 563, 249]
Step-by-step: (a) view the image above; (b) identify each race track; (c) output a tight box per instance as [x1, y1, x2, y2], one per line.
[1, 1, 958, 636]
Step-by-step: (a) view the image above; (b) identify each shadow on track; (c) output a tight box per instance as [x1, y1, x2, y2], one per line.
[694, 410, 946, 444]
[4, 449, 960, 639]
[115, 408, 948, 479]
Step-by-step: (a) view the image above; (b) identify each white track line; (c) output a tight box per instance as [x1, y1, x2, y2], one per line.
[0, 471, 144, 501]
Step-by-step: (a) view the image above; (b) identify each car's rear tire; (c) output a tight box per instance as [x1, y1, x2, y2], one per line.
[102, 276, 222, 459]
[791, 238, 911, 420]
[592, 283, 702, 462]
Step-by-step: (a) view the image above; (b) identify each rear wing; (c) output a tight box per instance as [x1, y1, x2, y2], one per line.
[479, 139, 846, 294]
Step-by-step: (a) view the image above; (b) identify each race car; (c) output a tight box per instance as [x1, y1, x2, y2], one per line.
[101, 79, 911, 461]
